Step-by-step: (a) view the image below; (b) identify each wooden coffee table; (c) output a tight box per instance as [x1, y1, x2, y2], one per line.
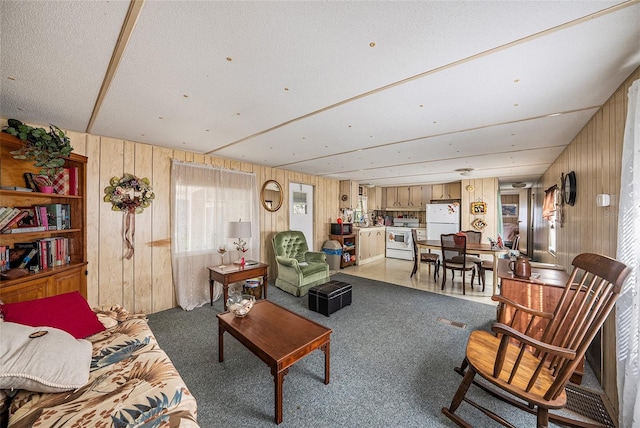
[217, 300, 332, 424]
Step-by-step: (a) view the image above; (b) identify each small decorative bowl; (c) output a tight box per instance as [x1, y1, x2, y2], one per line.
[227, 294, 256, 317]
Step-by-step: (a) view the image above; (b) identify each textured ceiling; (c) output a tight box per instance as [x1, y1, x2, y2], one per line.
[1, 0, 639, 188]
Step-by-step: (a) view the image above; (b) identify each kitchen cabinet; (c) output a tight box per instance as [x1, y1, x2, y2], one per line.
[339, 180, 359, 209]
[408, 185, 425, 208]
[396, 186, 410, 207]
[329, 234, 356, 268]
[368, 186, 382, 210]
[384, 186, 424, 210]
[355, 227, 386, 265]
[431, 182, 461, 201]
[385, 187, 398, 208]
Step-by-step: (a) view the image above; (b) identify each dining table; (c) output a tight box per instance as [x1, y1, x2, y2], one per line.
[415, 239, 509, 295]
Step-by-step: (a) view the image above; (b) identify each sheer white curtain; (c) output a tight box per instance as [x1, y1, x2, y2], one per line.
[171, 161, 260, 310]
[617, 79, 640, 428]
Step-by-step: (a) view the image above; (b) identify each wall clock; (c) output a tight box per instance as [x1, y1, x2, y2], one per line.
[562, 171, 577, 206]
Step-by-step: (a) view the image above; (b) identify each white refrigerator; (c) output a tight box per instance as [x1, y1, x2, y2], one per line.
[426, 203, 460, 240]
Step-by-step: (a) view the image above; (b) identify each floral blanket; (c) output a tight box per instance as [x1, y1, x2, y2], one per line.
[7, 316, 198, 427]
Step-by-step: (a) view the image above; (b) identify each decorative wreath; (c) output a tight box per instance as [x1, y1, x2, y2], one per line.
[104, 173, 155, 214]
[104, 174, 155, 260]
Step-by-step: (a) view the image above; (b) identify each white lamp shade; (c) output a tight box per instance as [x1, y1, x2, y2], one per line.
[228, 221, 251, 238]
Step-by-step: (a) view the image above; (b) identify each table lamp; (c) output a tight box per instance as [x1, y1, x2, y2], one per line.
[228, 219, 251, 266]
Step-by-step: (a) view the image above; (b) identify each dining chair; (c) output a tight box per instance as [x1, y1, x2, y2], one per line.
[410, 229, 439, 280]
[442, 253, 630, 428]
[452, 230, 482, 286]
[440, 233, 476, 295]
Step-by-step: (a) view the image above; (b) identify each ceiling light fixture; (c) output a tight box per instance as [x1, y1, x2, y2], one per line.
[512, 182, 526, 188]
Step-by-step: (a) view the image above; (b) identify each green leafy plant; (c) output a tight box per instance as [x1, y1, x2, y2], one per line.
[3, 118, 73, 176]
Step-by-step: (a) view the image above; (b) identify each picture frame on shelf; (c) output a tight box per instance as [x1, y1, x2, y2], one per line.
[502, 204, 518, 217]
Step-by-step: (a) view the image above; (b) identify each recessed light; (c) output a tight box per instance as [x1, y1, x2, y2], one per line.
[513, 103, 519, 107]
[226, 57, 232, 62]
[513, 79, 520, 83]
[158, 116, 163, 119]
[284, 88, 289, 91]
[183, 94, 189, 98]
[369, 42, 376, 47]
[7, 76, 15, 81]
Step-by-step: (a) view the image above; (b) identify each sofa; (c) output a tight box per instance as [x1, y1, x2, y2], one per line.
[0, 292, 198, 427]
[272, 230, 330, 297]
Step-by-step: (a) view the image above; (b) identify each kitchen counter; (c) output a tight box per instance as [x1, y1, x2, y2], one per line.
[354, 226, 386, 265]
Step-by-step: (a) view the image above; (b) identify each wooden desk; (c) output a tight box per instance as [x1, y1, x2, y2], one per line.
[217, 300, 331, 424]
[496, 259, 584, 383]
[208, 263, 268, 310]
[415, 240, 508, 295]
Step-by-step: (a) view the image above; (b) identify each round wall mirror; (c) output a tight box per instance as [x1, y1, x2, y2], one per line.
[261, 180, 283, 212]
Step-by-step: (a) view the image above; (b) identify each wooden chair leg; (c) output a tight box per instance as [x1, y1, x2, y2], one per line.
[443, 367, 476, 416]
[441, 268, 447, 290]
[536, 407, 549, 428]
[462, 270, 466, 295]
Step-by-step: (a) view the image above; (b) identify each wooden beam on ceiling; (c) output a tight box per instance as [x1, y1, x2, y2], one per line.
[86, 0, 145, 134]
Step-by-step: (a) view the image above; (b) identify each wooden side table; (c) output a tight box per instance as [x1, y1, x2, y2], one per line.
[208, 263, 268, 310]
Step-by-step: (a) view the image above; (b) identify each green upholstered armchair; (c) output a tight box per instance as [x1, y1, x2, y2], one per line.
[272, 230, 330, 297]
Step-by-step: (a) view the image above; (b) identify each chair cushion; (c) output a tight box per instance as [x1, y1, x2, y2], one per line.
[299, 261, 329, 275]
[445, 260, 476, 269]
[273, 231, 309, 262]
[452, 255, 481, 264]
[421, 253, 439, 262]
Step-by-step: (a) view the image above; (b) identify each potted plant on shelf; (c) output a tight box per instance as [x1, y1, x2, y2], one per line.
[2, 118, 73, 177]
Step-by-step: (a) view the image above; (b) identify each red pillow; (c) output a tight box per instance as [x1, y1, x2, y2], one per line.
[1, 292, 105, 339]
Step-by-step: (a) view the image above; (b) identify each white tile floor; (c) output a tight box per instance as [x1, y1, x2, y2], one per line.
[342, 257, 496, 306]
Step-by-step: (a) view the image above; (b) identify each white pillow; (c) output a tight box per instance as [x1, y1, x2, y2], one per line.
[0, 322, 92, 393]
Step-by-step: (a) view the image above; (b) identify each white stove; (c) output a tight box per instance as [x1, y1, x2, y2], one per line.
[386, 218, 419, 260]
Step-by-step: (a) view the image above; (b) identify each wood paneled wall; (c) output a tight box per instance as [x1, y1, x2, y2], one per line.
[461, 177, 499, 242]
[0, 118, 339, 314]
[532, 66, 640, 413]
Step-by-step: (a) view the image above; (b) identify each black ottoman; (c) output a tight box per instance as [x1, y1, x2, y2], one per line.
[308, 280, 352, 317]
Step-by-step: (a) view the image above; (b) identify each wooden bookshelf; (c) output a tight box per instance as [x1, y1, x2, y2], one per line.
[0, 132, 87, 303]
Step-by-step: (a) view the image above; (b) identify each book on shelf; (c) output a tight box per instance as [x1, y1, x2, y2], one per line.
[52, 168, 70, 195]
[67, 167, 79, 196]
[11, 242, 39, 270]
[0, 245, 8, 272]
[15, 207, 38, 228]
[0, 186, 33, 192]
[0, 207, 20, 229]
[43, 204, 70, 230]
[0, 210, 28, 232]
[2, 225, 47, 234]
[23, 173, 39, 191]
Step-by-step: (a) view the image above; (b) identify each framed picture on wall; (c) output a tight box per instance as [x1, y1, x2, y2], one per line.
[502, 204, 518, 217]
[471, 202, 487, 215]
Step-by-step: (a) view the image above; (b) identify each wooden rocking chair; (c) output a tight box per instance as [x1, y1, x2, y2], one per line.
[442, 253, 630, 428]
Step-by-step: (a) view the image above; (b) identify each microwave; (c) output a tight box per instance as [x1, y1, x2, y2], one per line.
[331, 223, 353, 235]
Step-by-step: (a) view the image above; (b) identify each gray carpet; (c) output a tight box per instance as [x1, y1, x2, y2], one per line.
[148, 273, 592, 427]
